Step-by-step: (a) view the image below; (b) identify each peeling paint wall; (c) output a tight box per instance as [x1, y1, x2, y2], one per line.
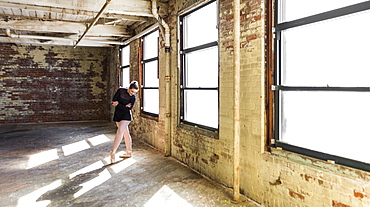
[0, 43, 111, 124]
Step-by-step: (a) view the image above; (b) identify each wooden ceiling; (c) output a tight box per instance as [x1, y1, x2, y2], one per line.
[0, 0, 167, 47]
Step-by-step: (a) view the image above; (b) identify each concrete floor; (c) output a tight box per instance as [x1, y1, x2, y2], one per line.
[0, 121, 260, 207]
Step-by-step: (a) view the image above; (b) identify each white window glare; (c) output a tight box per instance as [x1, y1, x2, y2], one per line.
[143, 89, 159, 114]
[279, 0, 367, 23]
[142, 30, 159, 116]
[120, 46, 130, 88]
[181, 1, 218, 129]
[184, 1, 218, 49]
[144, 60, 159, 87]
[184, 90, 218, 128]
[282, 10, 370, 87]
[121, 46, 130, 66]
[121, 67, 130, 88]
[277, 1, 370, 168]
[185, 47, 218, 88]
[280, 91, 370, 164]
[143, 30, 159, 59]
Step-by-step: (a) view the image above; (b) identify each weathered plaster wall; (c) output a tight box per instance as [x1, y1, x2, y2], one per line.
[0, 44, 111, 124]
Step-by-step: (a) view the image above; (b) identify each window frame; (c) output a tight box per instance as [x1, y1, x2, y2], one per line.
[179, 0, 220, 131]
[139, 29, 159, 119]
[272, 0, 370, 172]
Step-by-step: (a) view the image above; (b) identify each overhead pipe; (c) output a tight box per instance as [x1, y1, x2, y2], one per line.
[74, 0, 113, 48]
[122, 23, 159, 45]
[233, 0, 241, 202]
[151, 0, 172, 156]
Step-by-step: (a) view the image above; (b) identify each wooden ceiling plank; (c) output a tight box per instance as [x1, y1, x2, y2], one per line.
[0, 0, 155, 17]
[0, 5, 150, 24]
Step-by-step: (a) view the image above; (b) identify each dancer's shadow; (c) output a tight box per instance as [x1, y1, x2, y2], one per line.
[36, 161, 122, 206]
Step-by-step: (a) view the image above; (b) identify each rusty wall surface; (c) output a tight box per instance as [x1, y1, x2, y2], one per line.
[0, 44, 111, 124]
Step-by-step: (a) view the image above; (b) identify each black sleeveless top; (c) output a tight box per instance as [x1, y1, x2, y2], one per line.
[112, 88, 136, 121]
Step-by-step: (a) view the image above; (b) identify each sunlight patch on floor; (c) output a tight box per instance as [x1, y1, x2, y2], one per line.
[144, 185, 193, 207]
[27, 149, 59, 169]
[110, 157, 136, 174]
[17, 180, 62, 207]
[20, 135, 139, 205]
[62, 140, 91, 156]
[74, 169, 111, 198]
[88, 134, 110, 146]
[69, 161, 104, 179]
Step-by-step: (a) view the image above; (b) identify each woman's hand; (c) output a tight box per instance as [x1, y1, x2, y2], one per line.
[125, 103, 132, 108]
[112, 101, 118, 106]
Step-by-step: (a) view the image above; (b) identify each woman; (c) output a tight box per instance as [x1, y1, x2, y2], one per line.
[110, 81, 139, 163]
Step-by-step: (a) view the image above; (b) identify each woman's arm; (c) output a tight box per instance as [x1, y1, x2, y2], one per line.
[112, 89, 120, 102]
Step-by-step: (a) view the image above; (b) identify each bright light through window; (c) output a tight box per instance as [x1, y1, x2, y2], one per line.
[276, 1, 370, 168]
[121, 46, 130, 88]
[142, 30, 159, 116]
[62, 140, 90, 156]
[69, 161, 104, 179]
[181, 1, 219, 129]
[18, 180, 62, 207]
[279, 0, 367, 22]
[74, 169, 111, 198]
[183, 1, 217, 48]
[27, 149, 59, 169]
[121, 46, 130, 66]
[282, 10, 370, 87]
[144, 185, 193, 207]
[109, 157, 136, 174]
[87, 134, 110, 146]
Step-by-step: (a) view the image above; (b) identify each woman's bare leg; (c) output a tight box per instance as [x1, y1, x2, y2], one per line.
[122, 121, 132, 156]
[110, 121, 130, 162]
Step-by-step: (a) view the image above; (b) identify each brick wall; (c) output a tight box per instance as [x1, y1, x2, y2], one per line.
[122, 0, 370, 206]
[128, 37, 167, 151]
[0, 43, 111, 124]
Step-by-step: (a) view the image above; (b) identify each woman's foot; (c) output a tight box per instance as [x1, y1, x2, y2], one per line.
[110, 150, 116, 163]
[119, 151, 132, 158]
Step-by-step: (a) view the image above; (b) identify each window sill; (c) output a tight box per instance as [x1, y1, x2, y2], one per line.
[178, 122, 219, 139]
[140, 112, 159, 121]
[269, 147, 370, 180]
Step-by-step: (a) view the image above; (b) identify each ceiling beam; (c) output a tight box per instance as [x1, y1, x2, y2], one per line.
[0, 36, 123, 47]
[0, 20, 131, 36]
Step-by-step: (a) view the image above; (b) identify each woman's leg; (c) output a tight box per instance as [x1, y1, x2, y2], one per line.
[122, 120, 132, 156]
[110, 121, 130, 162]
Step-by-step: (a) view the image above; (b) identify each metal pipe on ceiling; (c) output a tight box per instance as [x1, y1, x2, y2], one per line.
[73, 0, 113, 48]
[122, 23, 159, 45]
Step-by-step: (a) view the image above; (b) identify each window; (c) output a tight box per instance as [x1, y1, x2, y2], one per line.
[179, 1, 219, 130]
[141, 30, 159, 117]
[274, 1, 370, 171]
[120, 45, 130, 88]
